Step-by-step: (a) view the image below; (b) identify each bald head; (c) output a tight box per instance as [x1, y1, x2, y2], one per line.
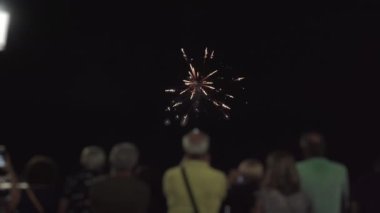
[238, 159, 264, 181]
[182, 128, 210, 158]
[300, 131, 326, 158]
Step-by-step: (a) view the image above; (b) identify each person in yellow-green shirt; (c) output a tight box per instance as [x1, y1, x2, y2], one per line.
[163, 129, 227, 213]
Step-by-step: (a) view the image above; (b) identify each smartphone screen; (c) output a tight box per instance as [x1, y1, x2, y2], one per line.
[0, 145, 6, 168]
[236, 175, 245, 184]
[0, 155, 5, 168]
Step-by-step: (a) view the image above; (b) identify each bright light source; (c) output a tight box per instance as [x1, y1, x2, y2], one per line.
[0, 8, 10, 51]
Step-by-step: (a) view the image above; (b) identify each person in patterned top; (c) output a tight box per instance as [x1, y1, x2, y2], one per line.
[58, 146, 106, 213]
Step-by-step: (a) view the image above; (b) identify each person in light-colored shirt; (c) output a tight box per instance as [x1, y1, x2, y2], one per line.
[297, 131, 349, 213]
[255, 151, 313, 213]
[163, 129, 227, 213]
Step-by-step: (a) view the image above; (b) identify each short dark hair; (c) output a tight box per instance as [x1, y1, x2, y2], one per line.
[300, 131, 326, 157]
[25, 156, 59, 185]
[374, 156, 380, 173]
[263, 151, 300, 195]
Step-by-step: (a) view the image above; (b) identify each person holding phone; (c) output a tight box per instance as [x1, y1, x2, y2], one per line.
[225, 159, 264, 213]
[0, 145, 20, 213]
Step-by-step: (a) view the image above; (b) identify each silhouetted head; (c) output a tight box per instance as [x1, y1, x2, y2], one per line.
[300, 131, 326, 158]
[80, 146, 106, 171]
[182, 128, 210, 160]
[263, 151, 300, 195]
[238, 159, 264, 182]
[25, 155, 59, 186]
[374, 156, 380, 173]
[110, 142, 139, 174]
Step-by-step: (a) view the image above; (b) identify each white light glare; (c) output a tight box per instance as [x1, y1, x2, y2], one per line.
[0, 8, 10, 51]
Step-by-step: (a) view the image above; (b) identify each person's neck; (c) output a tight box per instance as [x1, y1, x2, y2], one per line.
[112, 170, 132, 177]
[185, 155, 208, 162]
[306, 155, 326, 160]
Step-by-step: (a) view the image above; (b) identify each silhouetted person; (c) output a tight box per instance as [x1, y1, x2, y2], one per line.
[17, 156, 61, 213]
[0, 146, 20, 213]
[297, 132, 349, 213]
[225, 159, 264, 213]
[59, 146, 106, 213]
[89, 143, 150, 213]
[352, 156, 380, 213]
[255, 151, 313, 213]
[163, 128, 227, 213]
[135, 165, 166, 213]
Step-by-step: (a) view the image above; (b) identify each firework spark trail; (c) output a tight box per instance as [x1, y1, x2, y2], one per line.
[204, 48, 208, 62]
[165, 89, 176, 93]
[234, 77, 245, 81]
[165, 47, 245, 126]
[180, 88, 190, 94]
[181, 48, 189, 62]
[181, 114, 188, 126]
[203, 85, 215, 90]
[222, 103, 231, 110]
[172, 102, 182, 108]
[201, 88, 208, 96]
[213, 101, 220, 106]
[203, 70, 218, 80]
[189, 64, 196, 78]
[190, 89, 196, 100]
[203, 81, 213, 85]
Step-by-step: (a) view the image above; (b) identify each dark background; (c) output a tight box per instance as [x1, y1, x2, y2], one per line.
[0, 0, 379, 182]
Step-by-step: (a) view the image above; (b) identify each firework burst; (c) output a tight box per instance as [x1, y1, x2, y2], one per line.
[165, 47, 245, 126]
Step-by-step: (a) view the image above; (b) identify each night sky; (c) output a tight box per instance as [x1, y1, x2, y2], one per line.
[1, 0, 379, 181]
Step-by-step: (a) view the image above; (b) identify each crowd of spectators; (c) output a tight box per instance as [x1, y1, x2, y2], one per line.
[0, 129, 376, 213]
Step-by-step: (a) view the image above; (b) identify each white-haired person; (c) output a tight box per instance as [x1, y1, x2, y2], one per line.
[58, 146, 106, 213]
[89, 142, 150, 213]
[163, 128, 227, 213]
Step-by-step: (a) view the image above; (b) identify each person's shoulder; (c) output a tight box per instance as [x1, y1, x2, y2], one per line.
[130, 177, 150, 192]
[258, 188, 271, 195]
[163, 166, 181, 179]
[164, 166, 181, 174]
[296, 160, 309, 170]
[296, 190, 310, 199]
[328, 160, 347, 168]
[292, 191, 313, 206]
[65, 171, 83, 184]
[86, 174, 108, 187]
[328, 160, 348, 172]
[131, 176, 149, 184]
[296, 160, 305, 166]
[89, 176, 110, 197]
[89, 176, 109, 189]
[66, 170, 96, 183]
[209, 167, 227, 180]
[258, 188, 282, 199]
